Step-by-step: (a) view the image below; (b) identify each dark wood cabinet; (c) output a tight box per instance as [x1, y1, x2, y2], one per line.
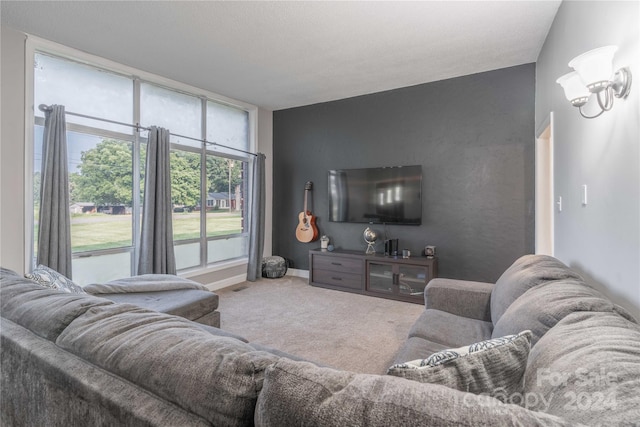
[308, 250, 366, 293]
[309, 249, 438, 304]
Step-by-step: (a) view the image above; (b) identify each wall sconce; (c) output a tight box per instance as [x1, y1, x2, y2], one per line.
[556, 46, 632, 119]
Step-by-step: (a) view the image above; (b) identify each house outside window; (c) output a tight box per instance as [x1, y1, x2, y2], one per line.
[31, 49, 255, 284]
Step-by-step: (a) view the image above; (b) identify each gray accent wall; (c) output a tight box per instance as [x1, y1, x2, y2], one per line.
[273, 64, 536, 282]
[536, 1, 640, 317]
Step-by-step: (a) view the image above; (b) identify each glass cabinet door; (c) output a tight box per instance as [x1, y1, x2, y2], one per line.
[397, 265, 429, 297]
[367, 260, 431, 301]
[367, 262, 394, 294]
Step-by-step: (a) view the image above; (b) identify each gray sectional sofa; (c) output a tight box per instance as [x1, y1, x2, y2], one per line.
[2, 255, 640, 426]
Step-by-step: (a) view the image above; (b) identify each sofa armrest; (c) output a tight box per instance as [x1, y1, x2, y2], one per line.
[424, 278, 494, 322]
[84, 274, 208, 294]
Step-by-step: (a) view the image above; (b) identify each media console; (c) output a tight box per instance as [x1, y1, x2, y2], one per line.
[309, 248, 438, 304]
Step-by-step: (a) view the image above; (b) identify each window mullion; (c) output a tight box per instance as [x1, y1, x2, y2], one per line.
[132, 77, 142, 275]
[200, 97, 207, 268]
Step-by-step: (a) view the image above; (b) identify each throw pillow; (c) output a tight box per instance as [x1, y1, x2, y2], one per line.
[26, 265, 86, 294]
[387, 330, 532, 404]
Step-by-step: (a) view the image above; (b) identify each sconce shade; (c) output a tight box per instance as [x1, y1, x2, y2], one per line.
[569, 45, 618, 91]
[556, 72, 591, 105]
[557, 45, 631, 118]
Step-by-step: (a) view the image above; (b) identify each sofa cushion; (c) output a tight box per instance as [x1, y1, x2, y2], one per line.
[490, 255, 582, 325]
[393, 336, 450, 365]
[0, 274, 113, 341]
[409, 309, 493, 348]
[1, 318, 211, 427]
[492, 278, 615, 345]
[613, 304, 639, 324]
[254, 359, 576, 427]
[84, 274, 209, 294]
[25, 264, 86, 294]
[387, 331, 531, 403]
[249, 342, 314, 363]
[523, 311, 640, 425]
[95, 289, 218, 321]
[190, 321, 249, 342]
[0, 267, 21, 278]
[191, 310, 221, 328]
[424, 278, 494, 321]
[56, 303, 280, 426]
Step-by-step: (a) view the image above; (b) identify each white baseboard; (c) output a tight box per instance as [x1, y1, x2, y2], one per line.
[205, 274, 247, 292]
[204, 269, 309, 291]
[286, 268, 309, 279]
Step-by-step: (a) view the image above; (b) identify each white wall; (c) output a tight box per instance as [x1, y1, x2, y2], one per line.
[258, 108, 273, 258]
[536, 1, 640, 317]
[1, 27, 27, 274]
[0, 27, 275, 285]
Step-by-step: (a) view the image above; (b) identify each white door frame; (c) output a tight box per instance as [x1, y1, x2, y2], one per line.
[535, 113, 554, 256]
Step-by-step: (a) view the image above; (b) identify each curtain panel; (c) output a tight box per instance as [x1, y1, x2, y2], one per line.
[247, 153, 266, 281]
[138, 126, 176, 275]
[37, 105, 73, 277]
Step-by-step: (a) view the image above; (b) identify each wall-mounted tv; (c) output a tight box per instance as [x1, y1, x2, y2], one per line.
[328, 165, 422, 225]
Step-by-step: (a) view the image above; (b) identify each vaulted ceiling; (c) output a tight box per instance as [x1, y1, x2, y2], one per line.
[1, 1, 561, 110]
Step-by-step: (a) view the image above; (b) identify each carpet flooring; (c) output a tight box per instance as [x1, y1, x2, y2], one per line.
[217, 276, 425, 374]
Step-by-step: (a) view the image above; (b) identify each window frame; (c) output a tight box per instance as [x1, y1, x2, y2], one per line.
[24, 36, 257, 278]
[33, 120, 139, 255]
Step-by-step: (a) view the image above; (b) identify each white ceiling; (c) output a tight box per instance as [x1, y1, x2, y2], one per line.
[1, 1, 561, 110]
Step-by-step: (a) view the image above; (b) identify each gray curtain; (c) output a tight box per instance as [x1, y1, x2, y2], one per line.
[138, 126, 176, 275]
[38, 105, 72, 277]
[247, 153, 266, 281]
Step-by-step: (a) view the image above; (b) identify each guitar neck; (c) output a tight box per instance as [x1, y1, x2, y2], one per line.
[303, 189, 309, 214]
[302, 182, 313, 215]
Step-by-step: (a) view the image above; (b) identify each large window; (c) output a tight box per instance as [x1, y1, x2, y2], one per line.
[32, 51, 254, 284]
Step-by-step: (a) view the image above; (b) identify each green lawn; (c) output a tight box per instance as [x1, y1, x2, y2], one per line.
[50, 212, 243, 253]
[70, 216, 132, 252]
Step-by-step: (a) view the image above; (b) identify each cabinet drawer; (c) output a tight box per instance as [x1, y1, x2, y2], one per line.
[313, 255, 362, 274]
[313, 270, 362, 290]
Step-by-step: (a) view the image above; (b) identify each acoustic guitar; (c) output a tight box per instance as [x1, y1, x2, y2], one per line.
[296, 181, 319, 243]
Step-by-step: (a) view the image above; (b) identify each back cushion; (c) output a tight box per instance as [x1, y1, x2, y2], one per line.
[490, 255, 581, 324]
[0, 274, 112, 341]
[492, 279, 614, 346]
[523, 311, 640, 426]
[0, 267, 20, 278]
[255, 359, 574, 426]
[57, 304, 280, 426]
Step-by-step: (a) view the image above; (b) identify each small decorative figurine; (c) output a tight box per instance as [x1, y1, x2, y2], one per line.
[425, 245, 436, 258]
[363, 227, 377, 255]
[321, 235, 330, 250]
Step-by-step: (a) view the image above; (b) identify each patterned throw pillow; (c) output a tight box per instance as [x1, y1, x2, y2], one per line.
[25, 265, 86, 294]
[388, 330, 532, 404]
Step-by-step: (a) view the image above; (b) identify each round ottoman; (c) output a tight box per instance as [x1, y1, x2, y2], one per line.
[262, 256, 288, 279]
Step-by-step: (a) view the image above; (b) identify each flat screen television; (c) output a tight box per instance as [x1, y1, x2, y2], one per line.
[328, 165, 422, 225]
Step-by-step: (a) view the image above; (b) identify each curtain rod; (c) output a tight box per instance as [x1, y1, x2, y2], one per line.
[38, 104, 258, 157]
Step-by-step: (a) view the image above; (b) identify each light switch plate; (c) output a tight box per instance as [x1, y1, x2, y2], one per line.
[582, 185, 588, 206]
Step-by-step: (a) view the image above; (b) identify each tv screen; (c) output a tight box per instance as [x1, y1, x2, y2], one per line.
[328, 165, 422, 225]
